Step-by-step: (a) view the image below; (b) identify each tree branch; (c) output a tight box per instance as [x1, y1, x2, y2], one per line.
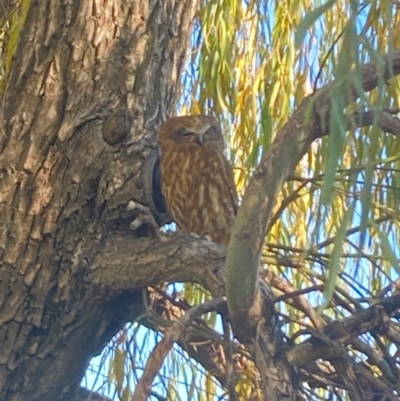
[90, 233, 226, 298]
[141, 288, 234, 390]
[131, 298, 226, 401]
[287, 294, 400, 367]
[348, 108, 400, 135]
[224, 49, 400, 400]
[75, 388, 113, 401]
[226, 50, 400, 324]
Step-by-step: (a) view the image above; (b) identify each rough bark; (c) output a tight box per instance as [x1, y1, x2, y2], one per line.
[0, 1, 197, 400]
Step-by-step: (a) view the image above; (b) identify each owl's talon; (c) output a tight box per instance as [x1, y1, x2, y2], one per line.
[129, 217, 144, 231]
[127, 201, 160, 238]
[127, 200, 150, 214]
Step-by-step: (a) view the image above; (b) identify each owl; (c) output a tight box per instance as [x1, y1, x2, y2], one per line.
[158, 115, 238, 246]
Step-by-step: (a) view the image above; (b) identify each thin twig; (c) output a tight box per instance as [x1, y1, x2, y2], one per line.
[131, 298, 226, 401]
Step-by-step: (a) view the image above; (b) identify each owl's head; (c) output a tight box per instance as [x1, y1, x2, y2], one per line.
[159, 115, 224, 152]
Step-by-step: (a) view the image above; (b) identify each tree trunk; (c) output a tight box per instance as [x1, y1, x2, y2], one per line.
[0, 1, 197, 400]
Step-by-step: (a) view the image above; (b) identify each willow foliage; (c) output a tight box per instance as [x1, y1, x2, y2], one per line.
[0, 0, 30, 91]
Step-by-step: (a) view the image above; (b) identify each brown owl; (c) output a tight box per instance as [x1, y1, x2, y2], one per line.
[159, 115, 238, 246]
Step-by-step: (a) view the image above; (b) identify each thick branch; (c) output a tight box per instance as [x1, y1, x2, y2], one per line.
[0, 0, 198, 399]
[348, 109, 400, 135]
[75, 388, 113, 401]
[224, 50, 400, 401]
[226, 50, 400, 321]
[90, 233, 226, 297]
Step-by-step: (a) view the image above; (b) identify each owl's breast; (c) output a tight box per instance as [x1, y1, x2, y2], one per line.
[160, 146, 237, 246]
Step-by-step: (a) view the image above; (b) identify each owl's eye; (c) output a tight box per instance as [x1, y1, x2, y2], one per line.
[205, 126, 219, 138]
[179, 130, 193, 138]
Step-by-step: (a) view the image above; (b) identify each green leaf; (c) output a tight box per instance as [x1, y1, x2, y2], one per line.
[372, 220, 400, 276]
[322, 201, 354, 308]
[295, 0, 337, 48]
[320, 84, 347, 205]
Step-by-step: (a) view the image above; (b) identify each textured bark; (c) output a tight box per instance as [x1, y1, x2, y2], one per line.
[0, 1, 197, 400]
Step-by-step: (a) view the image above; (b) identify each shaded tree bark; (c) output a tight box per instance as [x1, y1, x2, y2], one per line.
[0, 1, 197, 400]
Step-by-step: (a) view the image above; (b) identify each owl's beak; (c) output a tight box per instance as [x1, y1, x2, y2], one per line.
[196, 134, 204, 146]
